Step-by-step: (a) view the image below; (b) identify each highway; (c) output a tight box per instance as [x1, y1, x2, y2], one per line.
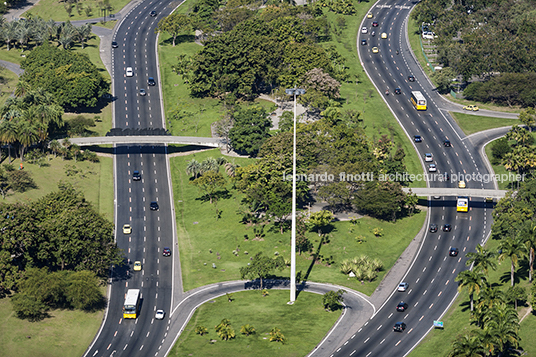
[83, 1, 181, 356]
[329, 1, 496, 356]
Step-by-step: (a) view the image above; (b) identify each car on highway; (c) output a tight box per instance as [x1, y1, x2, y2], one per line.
[361, 39, 367, 45]
[122, 224, 132, 234]
[396, 301, 408, 312]
[148, 77, 156, 86]
[372, 21, 378, 27]
[449, 247, 459, 257]
[428, 163, 437, 172]
[425, 153, 433, 162]
[133, 170, 141, 181]
[111, 41, 118, 48]
[367, 12, 373, 18]
[393, 322, 406, 332]
[408, 75, 415, 82]
[155, 309, 165, 319]
[381, 32, 387, 39]
[150, 10, 157, 17]
[139, 88, 146, 96]
[372, 47, 379, 53]
[414, 135, 422, 142]
[433, 195, 441, 199]
[485, 197, 494, 203]
[444, 139, 451, 147]
[394, 87, 401, 94]
[458, 180, 466, 188]
[397, 282, 409, 292]
[429, 223, 438, 233]
[150, 201, 159, 211]
[133, 261, 142, 271]
[126, 67, 133, 77]
[443, 172, 450, 181]
[163, 247, 171, 257]
[361, 27, 368, 34]
[463, 105, 479, 111]
[443, 224, 452, 232]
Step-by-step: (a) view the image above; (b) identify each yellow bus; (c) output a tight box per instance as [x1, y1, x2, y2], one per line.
[411, 91, 427, 110]
[123, 289, 140, 319]
[457, 196, 469, 212]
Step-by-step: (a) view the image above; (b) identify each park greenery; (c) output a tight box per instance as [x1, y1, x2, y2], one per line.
[0, 184, 121, 320]
[412, 0, 536, 108]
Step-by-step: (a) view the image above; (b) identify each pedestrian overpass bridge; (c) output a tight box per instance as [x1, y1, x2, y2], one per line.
[66, 136, 224, 148]
[402, 188, 507, 199]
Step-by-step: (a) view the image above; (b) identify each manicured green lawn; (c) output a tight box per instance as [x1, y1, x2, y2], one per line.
[170, 290, 341, 357]
[450, 112, 518, 136]
[23, 0, 130, 22]
[172, 149, 425, 294]
[0, 296, 103, 357]
[0, 67, 19, 107]
[3, 155, 114, 219]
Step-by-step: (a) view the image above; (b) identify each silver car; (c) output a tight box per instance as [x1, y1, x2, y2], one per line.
[397, 282, 409, 292]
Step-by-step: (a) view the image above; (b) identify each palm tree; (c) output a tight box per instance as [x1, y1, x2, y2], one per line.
[14, 80, 31, 98]
[521, 222, 536, 283]
[466, 244, 497, 276]
[498, 234, 528, 286]
[15, 19, 32, 50]
[16, 120, 38, 161]
[474, 286, 506, 327]
[49, 139, 61, 158]
[448, 333, 486, 357]
[77, 23, 92, 49]
[456, 270, 487, 312]
[70, 144, 81, 162]
[2, 21, 17, 50]
[186, 159, 201, 178]
[482, 302, 520, 353]
[200, 157, 219, 174]
[0, 120, 19, 163]
[240, 324, 255, 336]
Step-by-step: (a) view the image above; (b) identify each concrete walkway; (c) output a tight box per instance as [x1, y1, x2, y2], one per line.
[2, 0, 40, 20]
[0, 59, 22, 76]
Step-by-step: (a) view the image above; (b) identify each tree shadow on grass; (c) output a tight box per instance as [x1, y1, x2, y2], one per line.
[160, 34, 195, 46]
[194, 189, 232, 203]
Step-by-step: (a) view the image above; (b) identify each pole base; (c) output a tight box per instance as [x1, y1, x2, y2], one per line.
[287, 301, 295, 305]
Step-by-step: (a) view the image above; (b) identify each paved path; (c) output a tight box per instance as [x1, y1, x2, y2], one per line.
[2, 0, 40, 20]
[0, 59, 22, 76]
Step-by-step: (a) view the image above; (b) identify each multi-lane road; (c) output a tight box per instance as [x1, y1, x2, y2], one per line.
[81, 0, 511, 356]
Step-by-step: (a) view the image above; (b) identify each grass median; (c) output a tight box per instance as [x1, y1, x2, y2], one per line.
[23, 0, 130, 22]
[170, 290, 341, 357]
[450, 112, 518, 136]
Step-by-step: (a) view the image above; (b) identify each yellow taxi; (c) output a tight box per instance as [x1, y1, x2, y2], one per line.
[381, 32, 388, 39]
[122, 224, 132, 234]
[463, 105, 479, 111]
[367, 13, 373, 18]
[133, 261, 142, 271]
[458, 180, 466, 189]
[372, 47, 379, 53]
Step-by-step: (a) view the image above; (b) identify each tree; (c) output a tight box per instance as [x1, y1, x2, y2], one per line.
[195, 325, 208, 335]
[0, 120, 18, 163]
[404, 190, 418, 216]
[185, 159, 201, 178]
[240, 324, 256, 336]
[505, 285, 526, 310]
[456, 270, 487, 312]
[465, 244, 497, 276]
[353, 181, 406, 221]
[11, 292, 47, 321]
[6, 169, 37, 193]
[239, 252, 285, 290]
[322, 289, 346, 312]
[519, 108, 536, 132]
[155, 13, 191, 46]
[191, 171, 226, 204]
[481, 302, 520, 353]
[229, 106, 272, 156]
[65, 270, 103, 310]
[431, 67, 457, 94]
[269, 327, 286, 343]
[448, 332, 486, 357]
[498, 234, 528, 286]
[307, 210, 334, 236]
[16, 120, 38, 161]
[215, 318, 235, 340]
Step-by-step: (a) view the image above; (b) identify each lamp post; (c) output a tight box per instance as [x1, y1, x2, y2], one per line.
[285, 87, 305, 304]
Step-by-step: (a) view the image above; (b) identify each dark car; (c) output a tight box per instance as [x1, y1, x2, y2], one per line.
[139, 88, 146, 96]
[150, 10, 157, 16]
[394, 87, 401, 94]
[408, 75, 415, 82]
[414, 135, 422, 143]
[396, 301, 408, 312]
[150, 201, 159, 211]
[443, 224, 452, 232]
[372, 21, 379, 27]
[132, 170, 141, 181]
[148, 77, 156, 86]
[444, 172, 450, 181]
[429, 223, 438, 233]
[361, 39, 367, 46]
[444, 139, 451, 147]
[163, 247, 171, 257]
[111, 41, 118, 48]
[449, 247, 459, 257]
[393, 322, 407, 332]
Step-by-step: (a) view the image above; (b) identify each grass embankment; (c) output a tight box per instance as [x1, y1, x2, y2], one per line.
[23, 0, 130, 22]
[0, 68, 19, 107]
[170, 290, 341, 357]
[450, 112, 518, 136]
[172, 149, 426, 294]
[409, 237, 536, 357]
[158, 1, 424, 187]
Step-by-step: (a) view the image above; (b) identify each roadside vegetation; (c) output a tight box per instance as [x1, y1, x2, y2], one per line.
[171, 290, 341, 357]
[22, 0, 129, 22]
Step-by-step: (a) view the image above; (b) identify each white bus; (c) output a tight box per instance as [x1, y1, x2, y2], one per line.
[457, 196, 469, 212]
[123, 289, 140, 319]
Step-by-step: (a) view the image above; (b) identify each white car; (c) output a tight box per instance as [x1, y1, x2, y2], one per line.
[155, 309, 165, 320]
[398, 282, 409, 292]
[361, 27, 368, 34]
[381, 32, 388, 39]
[424, 153, 433, 162]
[428, 164, 437, 172]
[126, 67, 133, 77]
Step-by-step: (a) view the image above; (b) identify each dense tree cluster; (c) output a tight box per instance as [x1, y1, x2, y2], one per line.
[20, 43, 109, 110]
[463, 73, 536, 108]
[0, 185, 122, 299]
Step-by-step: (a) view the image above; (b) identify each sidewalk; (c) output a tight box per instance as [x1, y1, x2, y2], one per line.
[2, 0, 40, 21]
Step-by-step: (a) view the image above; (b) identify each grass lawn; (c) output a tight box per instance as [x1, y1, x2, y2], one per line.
[409, 238, 536, 357]
[0, 295, 104, 357]
[2, 155, 114, 219]
[450, 112, 518, 136]
[408, 19, 435, 82]
[93, 20, 118, 30]
[0, 67, 19, 107]
[170, 290, 341, 357]
[23, 0, 131, 22]
[172, 149, 426, 294]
